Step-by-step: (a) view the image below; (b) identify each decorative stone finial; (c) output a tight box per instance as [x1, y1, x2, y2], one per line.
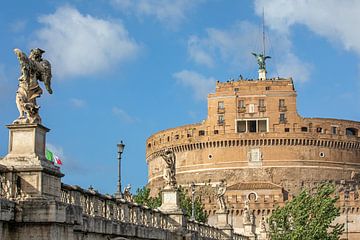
[13, 48, 52, 124]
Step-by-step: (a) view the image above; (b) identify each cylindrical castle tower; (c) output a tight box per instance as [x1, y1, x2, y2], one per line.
[146, 78, 360, 195]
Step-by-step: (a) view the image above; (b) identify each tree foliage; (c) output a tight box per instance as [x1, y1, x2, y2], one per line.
[269, 184, 344, 240]
[133, 186, 207, 222]
[132, 186, 162, 209]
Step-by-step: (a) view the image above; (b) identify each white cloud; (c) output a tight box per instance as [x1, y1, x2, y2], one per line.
[173, 70, 216, 101]
[111, 0, 204, 29]
[187, 21, 311, 82]
[112, 107, 138, 123]
[255, 0, 360, 55]
[33, 6, 140, 79]
[70, 98, 86, 108]
[188, 35, 215, 67]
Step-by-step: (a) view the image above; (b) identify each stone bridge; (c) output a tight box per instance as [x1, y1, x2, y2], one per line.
[0, 124, 249, 240]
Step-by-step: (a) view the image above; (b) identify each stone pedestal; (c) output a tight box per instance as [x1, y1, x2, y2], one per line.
[159, 188, 186, 234]
[244, 222, 256, 240]
[258, 69, 266, 80]
[216, 211, 233, 239]
[1, 124, 63, 200]
[159, 188, 181, 213]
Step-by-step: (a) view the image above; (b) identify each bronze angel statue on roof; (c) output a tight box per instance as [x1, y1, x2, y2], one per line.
[13, 48, 52, 124]
[252, 52, 271, 70]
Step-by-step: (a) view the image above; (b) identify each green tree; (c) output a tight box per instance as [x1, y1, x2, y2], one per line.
[269, 184, 344, 240]
[133, 186, 161, 209]
[133, 186, 207, 222]
[178, 186, 208, 223]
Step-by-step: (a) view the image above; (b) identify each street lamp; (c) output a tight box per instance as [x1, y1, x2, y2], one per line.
[115, 141, 125, 199]
[191, 182, 196, 220]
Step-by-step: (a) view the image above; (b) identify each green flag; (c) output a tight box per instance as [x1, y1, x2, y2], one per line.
[46, 149, 54, 162]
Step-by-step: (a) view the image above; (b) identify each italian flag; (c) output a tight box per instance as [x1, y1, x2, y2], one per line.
[46, 149, 63, 166]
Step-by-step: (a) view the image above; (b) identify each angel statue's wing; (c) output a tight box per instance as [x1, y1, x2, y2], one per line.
[39, 60, 53, 94]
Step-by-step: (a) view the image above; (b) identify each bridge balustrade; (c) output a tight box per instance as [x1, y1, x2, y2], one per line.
[60, 183, 177, 231]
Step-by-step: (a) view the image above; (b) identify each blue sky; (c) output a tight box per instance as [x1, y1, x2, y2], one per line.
[0, 0, 359, 194]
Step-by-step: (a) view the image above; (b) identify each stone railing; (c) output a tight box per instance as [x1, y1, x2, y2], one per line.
[187, 219, 229, 239]
[187, 219, 249, 240]
[61, 184, 249, 239]
[0, 170, 19, 200]
[233, 233, 250, 240]
[60, 184, 178, 231]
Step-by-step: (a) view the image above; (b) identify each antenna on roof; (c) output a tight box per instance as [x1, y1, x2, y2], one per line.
[262, 7, 266, 57]
[252, 7, 271, 81]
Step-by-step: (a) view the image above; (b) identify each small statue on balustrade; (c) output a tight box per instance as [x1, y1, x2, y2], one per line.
[216, 179, 227, 212]
[243, 200, 252, 224]
[123, 184, 133, 202]
[160, 148, 177, 189]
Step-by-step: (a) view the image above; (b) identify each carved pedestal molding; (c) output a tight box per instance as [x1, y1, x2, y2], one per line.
[215, 211, 233, 240]
[159, 188, 186, 236]
[1, 123, 63, 200]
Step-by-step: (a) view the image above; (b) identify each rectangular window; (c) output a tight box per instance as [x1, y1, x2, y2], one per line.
[258, 120, 267, 132]
[218, 115, 225, 125]
[248, 120, 257, 132]
[218, 101, 224, 109]
[214, 130, 219, 134]
[259, 99, 265, 107]
[236, 119, 268, 133]
[285, 128, 290, 132]
[279, 99, 285, 107]
[332, 126, 337, 134]
[301, 127, 308, 132]
[199, 130, 205, 136]
[279, 113, 286, 123]
[237, 121, 246, 133]
[238, 100, 245, 108]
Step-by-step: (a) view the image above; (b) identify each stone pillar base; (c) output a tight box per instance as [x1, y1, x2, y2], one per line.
[216, 211, 233, 239]
[159, 188, 181, 213]
[1, 124, 63, 200]
[159, 188, 186, 233]
[244, 223, 256, 240]
[258, 69, 266, 80]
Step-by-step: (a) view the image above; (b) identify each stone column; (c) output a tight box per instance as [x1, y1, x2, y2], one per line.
[1, 124, 63, 200]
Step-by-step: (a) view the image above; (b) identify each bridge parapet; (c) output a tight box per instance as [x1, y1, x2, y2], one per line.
[60, 183, 250, 240]
[61, 183, 178, 231]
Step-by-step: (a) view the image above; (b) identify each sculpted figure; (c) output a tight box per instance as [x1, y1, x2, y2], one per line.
[123, 184, 133, 202]
[216, 179, 227, 212]
[252, 52, 271, 70]
[13, 48, 52, 124]
[243, 200, 251, 224]
[160, 148, 176, 189]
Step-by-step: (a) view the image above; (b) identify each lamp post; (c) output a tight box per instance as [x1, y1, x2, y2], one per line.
[191, 182, 196, 220]
[115, 141, 125, 199]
